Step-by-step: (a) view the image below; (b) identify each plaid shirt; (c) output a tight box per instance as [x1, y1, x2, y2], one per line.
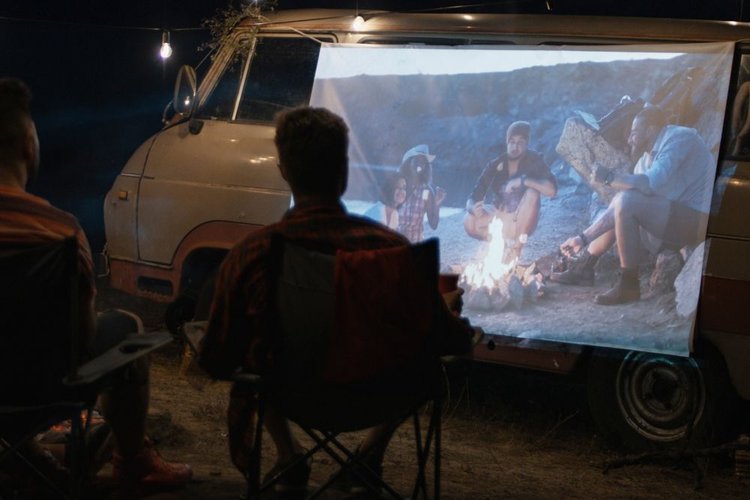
[0, 186, 96, 334]
[397, 183, 429, 243]
[199, 199, 408, 471]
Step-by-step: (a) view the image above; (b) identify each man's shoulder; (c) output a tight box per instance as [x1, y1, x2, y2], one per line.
[225, 213, 408, 262]
[0, 188, 83, 237]
[663, 125, 699, 141]
[342, 213, 410, 246]
[523, 149, 546, 163]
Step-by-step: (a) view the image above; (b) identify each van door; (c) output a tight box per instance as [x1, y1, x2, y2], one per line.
[136, 36, 324, 264]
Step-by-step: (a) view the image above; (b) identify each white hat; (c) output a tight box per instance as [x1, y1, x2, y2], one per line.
[401, 144, 436, 164]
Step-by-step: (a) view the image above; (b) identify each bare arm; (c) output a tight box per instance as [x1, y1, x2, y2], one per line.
[608, 172, 652, 195]
[522, 176, 556, 197]
[594, 164, 651, 195]
[425, 187, 445, 229]
[582, 206, 615, 242]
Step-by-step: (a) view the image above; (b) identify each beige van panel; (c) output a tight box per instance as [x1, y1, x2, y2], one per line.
[707, 161, 750, 242]
[137, 119, 291, 264]
[103, 136, 154, 260]
[104, 174, 142, 260]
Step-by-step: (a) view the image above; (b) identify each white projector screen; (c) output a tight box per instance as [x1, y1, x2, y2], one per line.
[310, 42, 733, 356]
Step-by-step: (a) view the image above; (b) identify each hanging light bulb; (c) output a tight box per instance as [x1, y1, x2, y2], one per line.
[160, 31, 173, 59]
[352, 15, 365, 31]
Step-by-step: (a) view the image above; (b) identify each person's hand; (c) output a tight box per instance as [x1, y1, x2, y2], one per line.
[434, 186, 447, 206]
[442, 287, 464, 316]
[471, 326, 485, 346]
[466, 200, 485, 216]
[593, 164, 612, 185]
[560, 235, 584, 258]
[504, 176, 524, 193]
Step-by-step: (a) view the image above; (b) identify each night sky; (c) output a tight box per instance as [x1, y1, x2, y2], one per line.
[1, 0, 747, 251]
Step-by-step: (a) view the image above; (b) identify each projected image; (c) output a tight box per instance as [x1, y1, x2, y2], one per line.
[309, 43, 733, 356]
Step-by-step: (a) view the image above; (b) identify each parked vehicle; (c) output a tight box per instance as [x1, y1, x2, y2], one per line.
[103, 9, 750, 450]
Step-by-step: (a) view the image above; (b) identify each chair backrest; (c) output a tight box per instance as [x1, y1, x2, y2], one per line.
[270, 237, 442, 431]
[0, 237, 79, 405]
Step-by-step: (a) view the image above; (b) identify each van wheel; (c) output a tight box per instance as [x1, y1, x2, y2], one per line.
[165, 295, 196, 338]
[587, 348, 733, 451]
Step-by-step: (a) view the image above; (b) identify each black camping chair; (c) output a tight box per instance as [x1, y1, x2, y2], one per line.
[233, 236, 447, 499]
[0, 237, 171, 499]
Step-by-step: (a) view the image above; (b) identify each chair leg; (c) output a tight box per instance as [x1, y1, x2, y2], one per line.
[67, 408, 93, 499]
[412, 413, 428, 499]
[244, 400, 264, 500]
[434, 398, 442, 500]
[411, 400, 442, 500]
[1, 435, 71, 499]
[300, 427, 402, 500]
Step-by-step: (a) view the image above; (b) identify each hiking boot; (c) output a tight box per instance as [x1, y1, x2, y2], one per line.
[594, 275, 640, 305]
[550, 266, 594, 286]
[112, 439, 192, 493]
[550, 250, 597, 286]
[261, 453, 311, 493]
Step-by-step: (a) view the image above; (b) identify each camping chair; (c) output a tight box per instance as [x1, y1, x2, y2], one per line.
[234, 236, 448, 499]
[0, 237, 171, 499]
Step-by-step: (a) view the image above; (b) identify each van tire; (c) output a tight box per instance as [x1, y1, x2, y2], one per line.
[586, 347, 735, 451]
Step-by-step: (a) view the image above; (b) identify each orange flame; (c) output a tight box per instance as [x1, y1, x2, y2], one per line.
[461, 216, 516, 291]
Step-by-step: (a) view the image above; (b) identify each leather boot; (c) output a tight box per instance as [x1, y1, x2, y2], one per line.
[595, 269, 640, 305]
[550, 250, 598, 286]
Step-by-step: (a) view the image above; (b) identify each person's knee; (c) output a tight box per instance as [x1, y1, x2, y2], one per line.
[96, 309, 143, 336]
[90, 309, 145, 356]
[522, 187, 541, 206]
[463, 213, 485, 239]
[612, 190, 638, 217]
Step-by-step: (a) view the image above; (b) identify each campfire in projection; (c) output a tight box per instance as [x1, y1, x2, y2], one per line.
[460, 216, 544, 311]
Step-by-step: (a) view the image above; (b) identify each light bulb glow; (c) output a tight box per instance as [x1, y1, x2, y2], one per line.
[352, 15, 365, 31]
[160, 42, 173, 59]
[160, 31, 172, 59]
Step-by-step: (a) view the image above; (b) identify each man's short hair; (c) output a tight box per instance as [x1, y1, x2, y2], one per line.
[635, 105, 667, 132]
[274, 107, 349, 196]
[506, 121, 531, 143]
[0, 78, 32, 161]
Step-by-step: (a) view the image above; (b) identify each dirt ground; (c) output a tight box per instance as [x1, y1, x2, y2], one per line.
[93, 281, 749, 499]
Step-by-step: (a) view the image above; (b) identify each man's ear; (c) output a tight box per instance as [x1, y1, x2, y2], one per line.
[22, 121, 40, 180]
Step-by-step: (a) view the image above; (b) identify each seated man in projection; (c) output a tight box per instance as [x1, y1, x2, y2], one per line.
[463, 121, 557, 262]
[552, 106, 714, 305]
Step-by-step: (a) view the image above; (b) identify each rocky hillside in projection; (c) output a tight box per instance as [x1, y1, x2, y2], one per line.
[327, 53, 720, 206]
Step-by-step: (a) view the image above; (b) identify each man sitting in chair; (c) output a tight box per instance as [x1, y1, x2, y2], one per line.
[0, 78, 192, 494]
[200, 106, 477, 494]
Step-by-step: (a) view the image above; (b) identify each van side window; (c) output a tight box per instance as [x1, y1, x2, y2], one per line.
[236, 37, 322, 122]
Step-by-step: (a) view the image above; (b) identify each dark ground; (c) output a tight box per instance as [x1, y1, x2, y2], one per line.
[90, 278, 750, 499]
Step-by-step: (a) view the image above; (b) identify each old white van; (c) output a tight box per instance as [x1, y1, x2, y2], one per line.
[103, 9, 750, 449]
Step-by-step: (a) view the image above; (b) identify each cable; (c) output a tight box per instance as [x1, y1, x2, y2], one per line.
[0, 14, 205, 32]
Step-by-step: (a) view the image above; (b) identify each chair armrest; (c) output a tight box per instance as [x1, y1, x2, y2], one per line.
[64, 330, 172, 387]
[230, 372, 263, 391]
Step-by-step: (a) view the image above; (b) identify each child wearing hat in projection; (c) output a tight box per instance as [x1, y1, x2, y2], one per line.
[397, 144, 446, 242]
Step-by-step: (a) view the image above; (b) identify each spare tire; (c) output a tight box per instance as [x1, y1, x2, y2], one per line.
[587, 347, 737, 451]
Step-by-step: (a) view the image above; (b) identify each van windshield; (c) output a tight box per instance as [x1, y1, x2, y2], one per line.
[197, 36, 322, 122]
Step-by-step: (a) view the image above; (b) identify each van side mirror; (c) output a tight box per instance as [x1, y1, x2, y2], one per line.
[173, 65, 198, 117]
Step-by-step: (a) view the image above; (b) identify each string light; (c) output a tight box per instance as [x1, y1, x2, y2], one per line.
[160, 31, 173, 59]
[352, 15, 365, 31]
